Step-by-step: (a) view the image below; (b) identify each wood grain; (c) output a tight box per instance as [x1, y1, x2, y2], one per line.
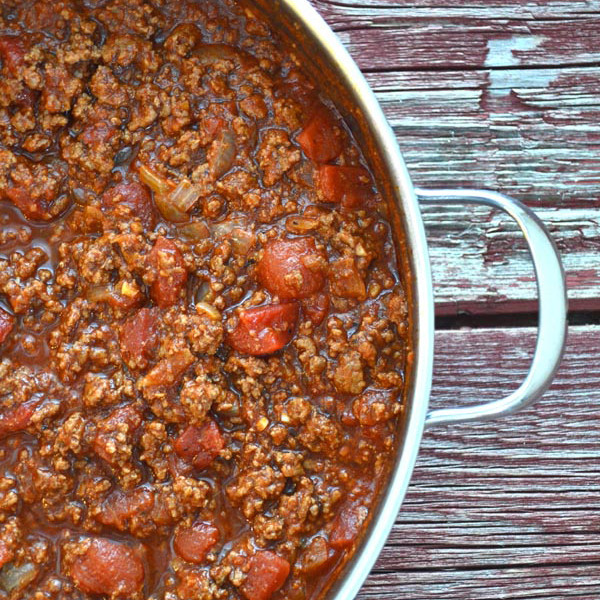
[314, 0, 600, 22]
[360, 325, 600, 599]
[340, 20, 600, 71]
[422, 204, 600, 315]
[311, 0, 600, 315]
[372, 68, 600, 207]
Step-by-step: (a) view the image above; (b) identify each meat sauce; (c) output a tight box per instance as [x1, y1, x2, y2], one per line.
[0, 1, 410, 598]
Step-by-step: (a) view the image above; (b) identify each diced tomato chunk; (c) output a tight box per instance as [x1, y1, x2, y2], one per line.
[329, 503, 367, 550]
[167, 451, 193, 479]
[138, 349, 194, 391]
[147, 236, 187, 308]
[316, 165, 373, 210]
[174, 419, 224, 470]
[70, 538, 145, 597]
[301, 292, 329, 326]
[6, 187, 52, 221]
[119, 308, 159, 367]
[257, 237, 326, 300]
[87, 281, 144, 311]
[97, 488, 155, 531]
[296, 104, 344, 163]
[0, 36, 26, 77]
[174, 521, 220, 564]
[240, 551, 290, 600]
[0, 308, 15, 344]
[227, 303, 299, 356]
[101, 181, 155, 230]
[0, 399, 37, 440]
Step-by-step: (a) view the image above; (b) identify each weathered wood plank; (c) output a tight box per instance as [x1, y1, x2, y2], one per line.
[357, 325, 600, 599]
[375, 66, 600, 313]
[334, 19, 600, 70]
[423, 204, 600, 315]
[374, 67, 600, 208]
[378, 543, 600, 571]
[314, 0, 600, 22]
[360, 567, 600, 600]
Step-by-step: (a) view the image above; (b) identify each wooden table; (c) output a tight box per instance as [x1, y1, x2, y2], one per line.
[312, 1, 600, 598]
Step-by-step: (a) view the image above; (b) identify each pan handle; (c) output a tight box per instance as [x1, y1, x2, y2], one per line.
[415, 187, 568, 427]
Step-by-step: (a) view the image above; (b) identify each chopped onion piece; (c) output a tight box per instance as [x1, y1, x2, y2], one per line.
[154, 192, 188, 223]
[212, 218, 246, 237]
[196, 301, 221, 321]
[193, 44, 241, 66]
[86, 284, 140, 309]
[212, 218, 254, 254]
[209, 130, 236, 179]
[0, 562, 37, 593]
[255, 417, 269, 432]
[86, 285, 113, 303]
[285, 216, 319, 234]
[120, 281, 139, 298]
[178, 221, 210, 241]
[139, 164, 174, 194]
[168, 179, 201, 213]
[195, 281, 212, 303]
[230, 227, 255, 254]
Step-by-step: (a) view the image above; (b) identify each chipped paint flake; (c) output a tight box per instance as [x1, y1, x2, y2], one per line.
[485, 35, 546, 67]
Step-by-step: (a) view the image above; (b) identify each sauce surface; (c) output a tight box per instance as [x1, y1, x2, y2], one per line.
[0, 1, 409, 598]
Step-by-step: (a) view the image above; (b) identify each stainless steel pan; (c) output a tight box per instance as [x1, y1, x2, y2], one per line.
[251, 1, 568, 598]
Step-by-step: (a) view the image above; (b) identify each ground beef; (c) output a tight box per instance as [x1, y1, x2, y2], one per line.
[0, 1, 409, 599]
